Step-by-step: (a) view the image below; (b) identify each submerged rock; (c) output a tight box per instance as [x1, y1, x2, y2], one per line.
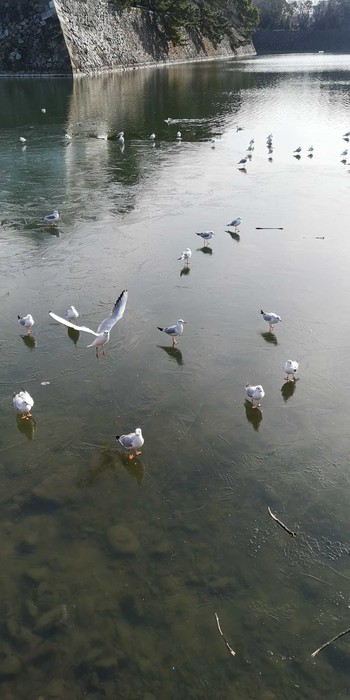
[0, 654, 21, 677]
[106, 525, 140, 556]
[35, 605, 65, 633]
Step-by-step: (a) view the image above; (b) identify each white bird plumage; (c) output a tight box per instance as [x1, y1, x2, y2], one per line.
[43, 210, 60, 226]
[116, 428, 144, 460]
[245, 384, 265, 409]
[149, 133, 156, 140]
[19, 137, 26, 143]
[66, 306, 79, 321]
[284, 359, 299, 381]
[178, 248, 192, 264]
[196, 230, 215, 243]
[260, 309, 282, 332]
[157, 319, 186, 346]
[227, 217, 242, 232]
[116, 130, 125, 145]
[176, 131, 182, 140]
[18, 314, 34, 334]
[13, 389, 34, 419]
[49, 290, 128, 357]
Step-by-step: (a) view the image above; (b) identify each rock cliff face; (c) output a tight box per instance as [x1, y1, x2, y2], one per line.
[0, 0, 70, 74]
[0, 0, 255, 76]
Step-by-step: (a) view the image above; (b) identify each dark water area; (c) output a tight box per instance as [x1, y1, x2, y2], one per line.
[1, 55, 350, 699]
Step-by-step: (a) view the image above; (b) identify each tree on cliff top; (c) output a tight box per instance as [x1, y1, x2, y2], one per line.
[117, 0, 259, 45]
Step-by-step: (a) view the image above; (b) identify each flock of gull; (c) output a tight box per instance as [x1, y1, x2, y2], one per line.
[14, 161, 300, 456]
[13, 120, 349, 445]
[234, 129, 350, 170]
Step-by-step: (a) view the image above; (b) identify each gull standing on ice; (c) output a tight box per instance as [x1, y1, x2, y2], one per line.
[13, 389, 34, 419]
[49, 290, 128, 358]
[260, 310, 282, 332]
[18, 314, 34, 334]
[284, 360, 299, 381]
[178, 248, 192, 264]
[116, 428, 144, 460]
[196, 230, 214, 244]
[149, 133, 156, 141]
[294, 147, 302, 153]
[245, 384, 265, 409]
[227, 217, 242, 232]
[116, 131, 125, 145]
[66, 306, 79, 321]
[43, 210, 60, 226]
[176, 131, 182, 140]
[19, 137, 26, 143]
[238, 157, 248, 166]
[157, 319, 186, 346]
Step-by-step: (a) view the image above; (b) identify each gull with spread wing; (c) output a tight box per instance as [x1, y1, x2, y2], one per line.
[49, 290, 128, 357]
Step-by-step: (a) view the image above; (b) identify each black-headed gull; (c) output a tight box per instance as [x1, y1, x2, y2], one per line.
[49, 290, 128, 358]
[18, 314, 34, 334]
[178, 248, 192, 264]
[43, 210, 60, 226]
[284, 360, 299, 381]
[196, 231, 214, 244]
[227, 217, 242, 232]
[245, 384, 265, 409]
[157, 319, 186, 346]
[260, 310, 282, 332]
[116, 428, 144, 460]
[13, 389, 34, 419]
[66, 306, 79, 321]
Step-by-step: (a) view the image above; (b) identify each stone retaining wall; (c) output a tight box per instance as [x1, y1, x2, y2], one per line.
[0, 0, 255, 76]
[0, 0, 71, 73]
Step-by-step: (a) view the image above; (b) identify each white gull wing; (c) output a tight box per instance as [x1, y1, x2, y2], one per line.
[49, 312, 99, 337]
[97, 290, 128, 333]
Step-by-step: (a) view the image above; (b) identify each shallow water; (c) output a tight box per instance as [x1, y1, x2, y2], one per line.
[1, 54, 350, 699]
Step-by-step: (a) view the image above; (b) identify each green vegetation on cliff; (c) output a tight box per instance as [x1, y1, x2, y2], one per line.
[118, 0, 259, 45]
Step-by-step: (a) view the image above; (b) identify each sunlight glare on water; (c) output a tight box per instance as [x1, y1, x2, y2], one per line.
[1, 54, 350, 699]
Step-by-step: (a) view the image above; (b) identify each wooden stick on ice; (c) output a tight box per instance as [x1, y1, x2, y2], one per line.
[268, 506, 297, 537]
[311, 627, 350, 658]
[215, 613, 236, 657]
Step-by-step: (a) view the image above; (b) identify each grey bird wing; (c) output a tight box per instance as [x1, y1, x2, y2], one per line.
[119, 433, 135, 448]
[49, 312, 99, 337]
[263, 313, 274, 322]
[246, 387, 255, 398]
[163, 324, 177, 335]
[97, 290, 128, 333]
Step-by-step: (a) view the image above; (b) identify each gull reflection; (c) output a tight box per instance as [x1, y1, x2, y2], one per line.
[180, 265, 190, 277]
[157, 345, 183, 366]
[121, 453, 145, 485]
[261, 331, 278, 346]
[281, 380, 297, 402]
[20, 334, 37, 350]
[68, 327, 80, 345]
[197, 246, 213, 255]
[16, 414, 36, 440]
[226, 229, 240, 242]
[244, 401, 263, 431]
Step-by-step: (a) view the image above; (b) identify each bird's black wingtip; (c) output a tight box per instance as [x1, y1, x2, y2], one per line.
[260, 309, 265, 315]
[157, 327, 163, 332]
[17, 315, 21, 320]
[115, 289, 127, 304]
[115, 435, 120, 440]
